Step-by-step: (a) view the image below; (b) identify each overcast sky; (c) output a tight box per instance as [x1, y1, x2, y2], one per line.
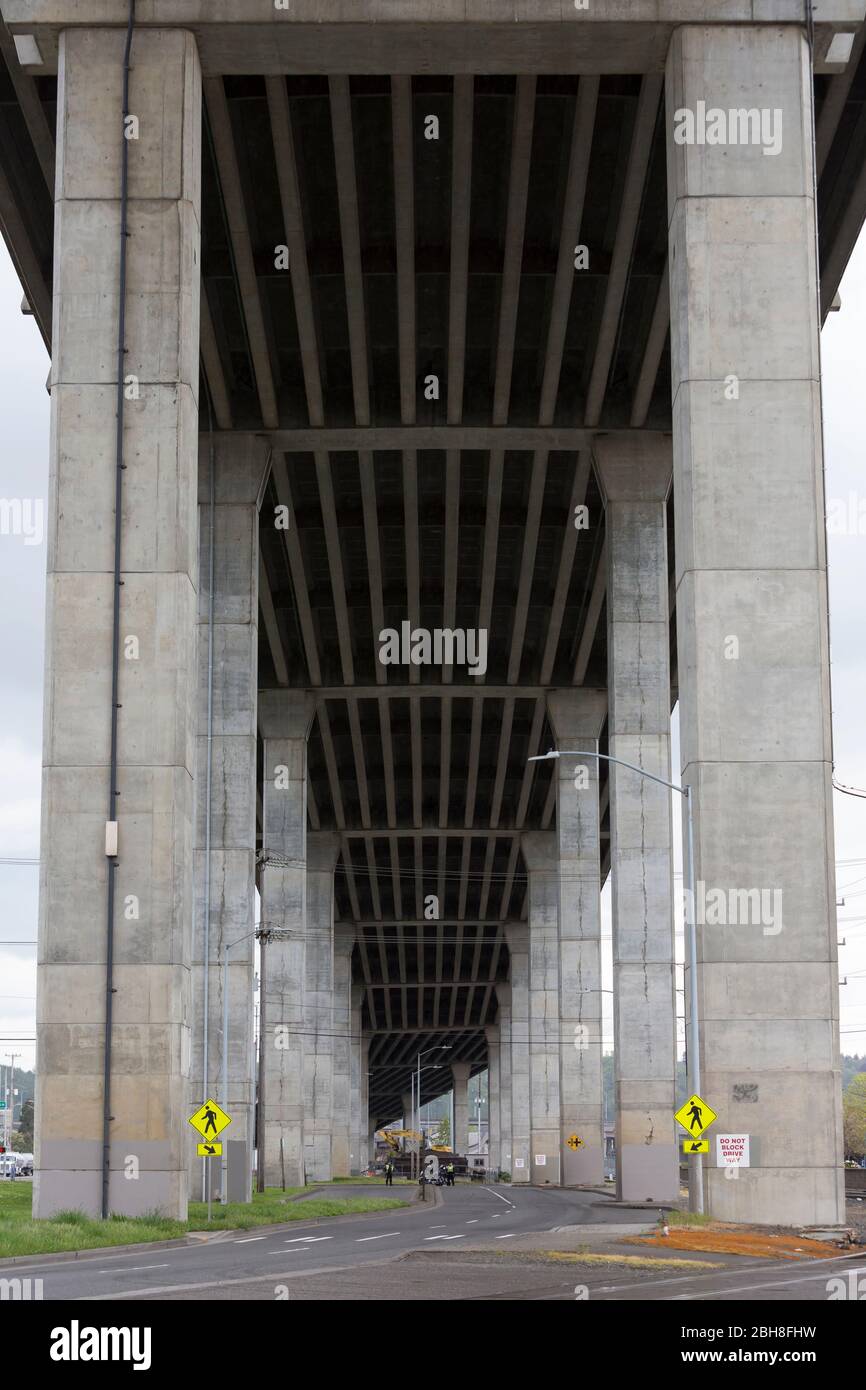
[1, 227, 865, 1081]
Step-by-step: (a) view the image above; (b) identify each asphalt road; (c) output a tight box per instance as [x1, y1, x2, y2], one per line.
[14, 1183, 630, 1300]
[10, 1184, 863, 1301]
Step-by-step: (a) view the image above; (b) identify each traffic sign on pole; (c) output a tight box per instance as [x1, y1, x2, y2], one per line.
[189, 1098, 231, 1141]
[674, 1093, 718, 1139]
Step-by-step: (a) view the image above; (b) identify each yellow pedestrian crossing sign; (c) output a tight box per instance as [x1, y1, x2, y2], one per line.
[566, 1134, 584, 1151]
[682, 1138, 709, 1154]
[675, 1094, 717, 1139]
[189, 1098, 231, 1141]
[197, 1142, 222, 1157]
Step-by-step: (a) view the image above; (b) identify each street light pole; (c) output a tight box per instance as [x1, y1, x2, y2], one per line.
[529, 747, 703, 1215]
[416, 1045, 452, 1175]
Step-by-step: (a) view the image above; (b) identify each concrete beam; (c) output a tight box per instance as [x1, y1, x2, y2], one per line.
[7, 5, 861, 75]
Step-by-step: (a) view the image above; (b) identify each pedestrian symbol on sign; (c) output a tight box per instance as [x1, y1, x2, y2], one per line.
[674, 1094, 717, 1139]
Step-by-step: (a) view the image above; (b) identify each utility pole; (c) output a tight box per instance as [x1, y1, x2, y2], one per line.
[256, 928, 269, 1194]
[5, 1054, 19, 1146]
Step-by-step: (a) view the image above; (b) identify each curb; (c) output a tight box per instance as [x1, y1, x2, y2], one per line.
[0, 1194, 416, 1271]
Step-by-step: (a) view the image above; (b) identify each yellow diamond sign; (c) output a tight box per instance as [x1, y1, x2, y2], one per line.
[566, 1134, 584, 1151]
[189, 1098, 231, 1141]
[674, 1094, 717, 1139]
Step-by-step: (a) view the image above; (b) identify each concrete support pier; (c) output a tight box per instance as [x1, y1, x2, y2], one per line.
[35, 28, 201, 1219]
[522, 832, 561, 1185]
[667, 25, 844, 1224]
[302, 834, 341, 1181]
[485, 1025, 501, 1172]
[191, 435, 268, 1199]
[257, 691, 314, 1189]
[504, 929, 531, 1182]
[547, 690, 607, 1186]
[594, 437, 679, 1203]
[451, 1062, 470, 1157]
[495, 984, 513, 1178]
[330, 925, 354, 1178]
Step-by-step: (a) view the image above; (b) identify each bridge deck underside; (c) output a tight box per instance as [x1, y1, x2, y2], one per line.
[1, 29, 865, 1128]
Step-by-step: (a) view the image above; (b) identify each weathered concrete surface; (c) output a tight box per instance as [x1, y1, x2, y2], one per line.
[189, 435, 268, 1200]
[451, 1061, 470, 1158]
[667, 25, 844, 1225]
[34, 28, 200, 1220]
[6, 3, 861, 75]
[485, 1024, 501, 1172]
[257, 690, 314, 1189]
[330, 927, 354, 1178]
[594, 435, 679, 1205]
[495, 983, 513, 1177]
[302, 833, 341, 1181]
[547, 689, 607, 1186]
[522, 831, 561, 1186]
[504, 928, 530, 1182]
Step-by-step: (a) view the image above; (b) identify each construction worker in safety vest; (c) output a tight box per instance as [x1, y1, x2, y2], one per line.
[446, 1162, 455, 1186]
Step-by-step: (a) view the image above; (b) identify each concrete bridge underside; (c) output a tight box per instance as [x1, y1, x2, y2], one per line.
[2, 1, 862, 1223]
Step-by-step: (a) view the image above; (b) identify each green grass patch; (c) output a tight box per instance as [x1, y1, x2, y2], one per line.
[0, 1180, 407, 1257]
[322, 1175, 412, 1185]
[666, 1209, 714, 1227]
[186, 1191, 406, 1231]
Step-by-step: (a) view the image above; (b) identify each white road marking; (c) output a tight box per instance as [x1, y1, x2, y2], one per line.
[234, 1237, 266, 1244]
[484, 1187, 515, 1207]
[97, 1263, 170, 1271]
[284, 1235, 333, 1244]
[429, 1224, 446, 1228]
[356, 1232, 401, 1242]
[495, 1234, 516, 1240]
[466, 1219, 478, 1224]
[672, 1265, 866, 1301]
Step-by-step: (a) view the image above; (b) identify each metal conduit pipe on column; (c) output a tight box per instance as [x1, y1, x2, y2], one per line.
[101, 0, 136, 1223]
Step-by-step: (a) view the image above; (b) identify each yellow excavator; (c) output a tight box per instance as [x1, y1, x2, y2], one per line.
[376, 1128, 452, 1154]
[376, 1127, 422, 1152]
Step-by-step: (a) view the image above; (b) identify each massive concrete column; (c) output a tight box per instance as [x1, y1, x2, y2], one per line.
[485, 1026, 501, 1172]
[331, 925, 354, 1178]
[35, 29, 201, 1219]
[504, 928, 531, 1182]
[303, 833, 341, 1181]
[349, 985, 365, 1174]
[594, 438, 679, 1203]
[258, 691, 315, 1189]
[547, 690, 607, 1185]
[402, 1091, 414, 1134]
[495, 984, 513, 1176]
[522, 833, 561, 1185]
[667, 26, 843, 1224]
[191, 435, 269, 1199]
[451, 1063, 470, 1157]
